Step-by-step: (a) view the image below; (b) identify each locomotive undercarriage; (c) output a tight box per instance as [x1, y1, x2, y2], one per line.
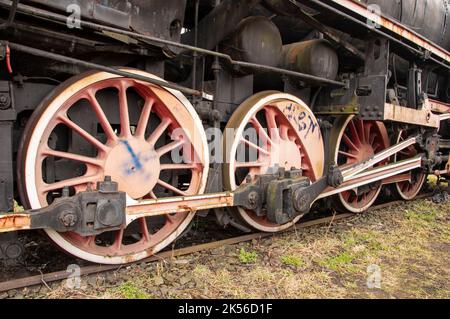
[0, 0, 449, 264]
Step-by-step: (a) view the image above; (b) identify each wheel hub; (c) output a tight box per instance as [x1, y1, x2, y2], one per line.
[104, 137, 160, 199]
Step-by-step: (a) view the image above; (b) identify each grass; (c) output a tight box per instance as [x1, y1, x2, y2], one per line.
[238, 248, 258, 264]
[319, 251, 355, 271]
[36, 198, 450, 299]
[405, 210, 436, 222]
[113, 282, 150, 299]
[280, 255, 304, 268]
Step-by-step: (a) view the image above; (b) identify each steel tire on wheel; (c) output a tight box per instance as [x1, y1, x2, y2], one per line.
[223, 91, 324, 232]
[329, 115, 390, 213]
[18, 69, 209, 264]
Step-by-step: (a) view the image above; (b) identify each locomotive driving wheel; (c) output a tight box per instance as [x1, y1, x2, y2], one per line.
[223, 91, 324, 232]
[329, 115, 390, 213]
[393, 129, 426, 200]
[18, 69, 209, 264]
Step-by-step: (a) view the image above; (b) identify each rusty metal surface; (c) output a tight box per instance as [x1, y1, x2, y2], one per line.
[126, 193, 234, 222]
[311, 0, 450, 65]
[359, 0, 450, 49]
[0, 214, 31, 233]
[383, 103, 441, 128]
[429, 99, 450, 114]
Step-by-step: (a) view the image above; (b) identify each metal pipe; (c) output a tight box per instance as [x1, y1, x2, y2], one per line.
[191, 0, 199, 91]
[0, 0, 18, 29]
[6, 42, 204, 97]
[0, 0, 346, 87]
[286, 0, 365, 60]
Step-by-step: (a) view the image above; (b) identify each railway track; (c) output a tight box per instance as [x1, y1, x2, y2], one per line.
[0, 190, 445, 295]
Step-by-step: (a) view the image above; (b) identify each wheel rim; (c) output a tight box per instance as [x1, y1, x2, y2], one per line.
[223, 91, 324, 232]
[19, 70, 208, 264]
[394, 130, 426, 200]
[332, 115, 390, 213]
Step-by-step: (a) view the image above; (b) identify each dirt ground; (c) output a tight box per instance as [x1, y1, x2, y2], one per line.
[3, 195, 448, 299]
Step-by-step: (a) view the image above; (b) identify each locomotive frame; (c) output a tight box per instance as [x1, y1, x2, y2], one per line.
[0, 0, 448, 264]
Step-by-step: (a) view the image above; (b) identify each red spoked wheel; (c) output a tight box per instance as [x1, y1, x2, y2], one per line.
[18, 69, 209, 264]
[330, 115, 390, 213]
[223, 91, 324, 232]
[393, 129, 426, 200]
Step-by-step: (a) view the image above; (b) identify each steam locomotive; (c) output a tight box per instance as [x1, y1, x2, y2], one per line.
[0, 0, 448, 265]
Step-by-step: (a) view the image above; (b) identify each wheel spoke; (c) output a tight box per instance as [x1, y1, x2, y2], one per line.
[280, 125, 290, 140]
[357, 120, 366, 143]
[147, 118, 172, 145]
[118, 83, 131, 138]
[349, 120, 362, 146]
[157, 179, 188, 196]
[369, 134, 376, 146]
[160, 163, 197, 171]
[113, 228, 124, 250]
[265, 108, 280, 141]
[166, 214, 175, 224]
[399, 150, 410, 156]
[364, 123, 371, 144]
[372, 143, 381, 152]
[236, 161, 264, 168]
[362, 193, 367, 203]
[42, 148, 103, 167]
[342, 134, 359, 151]
[86, 90, 118, 143]
[250, 116, 272, 145]
[42, 174, 101, 193]
[339, 150, 358, 159]
[135, 99, 154, 138]
[58, 115, 109, 153]
[156, 139, 185, 157]
[85, 236, 95, 247]
[402, 183, 409, 192]
[140, 218, 150, 242]
[240, 138, 270, 156]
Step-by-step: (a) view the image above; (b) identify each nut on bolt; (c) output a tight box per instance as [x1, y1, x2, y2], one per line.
[247, 191, 259, 210]
[59, 210, 77, 228]
[293, 188, 311, 214]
